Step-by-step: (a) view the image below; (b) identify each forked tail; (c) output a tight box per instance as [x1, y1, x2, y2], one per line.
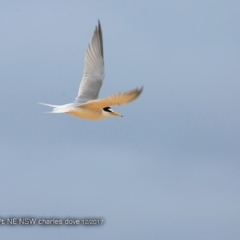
[38, 103, 69, 113]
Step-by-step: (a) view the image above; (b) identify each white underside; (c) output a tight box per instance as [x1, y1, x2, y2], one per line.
[67, 107, 110, 120]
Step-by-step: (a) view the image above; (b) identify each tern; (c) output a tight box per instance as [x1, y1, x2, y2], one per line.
[39, 21, 143, 120]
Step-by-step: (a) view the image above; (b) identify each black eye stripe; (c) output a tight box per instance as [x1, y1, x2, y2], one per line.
[103, 107, 112, 112]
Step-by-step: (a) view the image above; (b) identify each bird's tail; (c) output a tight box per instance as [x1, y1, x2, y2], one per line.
[38, 102, 69, 113]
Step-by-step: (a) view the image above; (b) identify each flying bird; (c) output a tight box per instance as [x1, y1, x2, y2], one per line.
[39, 21, 143, 120]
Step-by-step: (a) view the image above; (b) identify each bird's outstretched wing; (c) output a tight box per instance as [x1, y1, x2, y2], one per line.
[80, 87, 143, 110]
[75, 21, 104, 104]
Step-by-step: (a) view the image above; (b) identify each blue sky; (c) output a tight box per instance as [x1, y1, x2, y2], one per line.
[0, 1, 240, 239]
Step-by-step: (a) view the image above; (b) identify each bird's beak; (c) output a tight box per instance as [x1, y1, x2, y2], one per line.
[111, 111, 123, 117]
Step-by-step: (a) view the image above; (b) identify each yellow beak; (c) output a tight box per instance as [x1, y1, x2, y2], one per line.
[111, 111, 123, 117]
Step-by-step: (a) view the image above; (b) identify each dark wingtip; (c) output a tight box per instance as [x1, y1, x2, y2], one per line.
[137, 86, 144, 97]
[96, 20, 103, 58]
[97, 19, 101, 30]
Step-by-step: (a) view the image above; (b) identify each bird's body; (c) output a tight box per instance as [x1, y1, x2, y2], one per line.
[41, 103, 111, 120]
[39, 21, 143, 120]
[67, 106, 109, 120]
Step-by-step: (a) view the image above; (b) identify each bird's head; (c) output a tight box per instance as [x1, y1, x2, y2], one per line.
[103, 107, 123, 117]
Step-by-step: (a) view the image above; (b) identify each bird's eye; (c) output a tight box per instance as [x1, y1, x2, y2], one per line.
[103, 107, 112, 112]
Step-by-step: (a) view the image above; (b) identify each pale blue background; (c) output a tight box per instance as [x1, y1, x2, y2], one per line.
[0, 0, 240, 239]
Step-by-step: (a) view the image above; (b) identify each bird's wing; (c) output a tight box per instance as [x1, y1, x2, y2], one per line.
[75, 21, 104, 104]
[80, 87, 143, 110]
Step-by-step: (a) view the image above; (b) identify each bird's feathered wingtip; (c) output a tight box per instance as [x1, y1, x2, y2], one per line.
[139, 86, 144, 94]
[128, 86, 144, 100]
